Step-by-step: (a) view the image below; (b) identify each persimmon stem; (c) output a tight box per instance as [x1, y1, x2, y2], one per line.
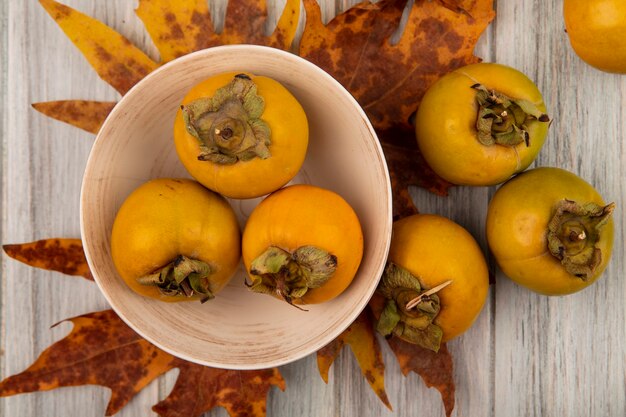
[137, 255, 215, 302]
[247, 245, 337, 308]
[472, 83, 550, 147]
[375, 262, 444, 352]
[547, 199, 615, 280]
[182, 74, 271, 164]
[405, 280, 453, 310]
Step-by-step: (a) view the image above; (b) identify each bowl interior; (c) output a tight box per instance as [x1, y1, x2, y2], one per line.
[81, 45, 391, 369]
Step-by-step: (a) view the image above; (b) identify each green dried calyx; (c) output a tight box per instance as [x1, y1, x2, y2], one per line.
[375, 262, 451, 352]
[247, 246, 338, 309]
[182, 74, 271, 164]
[547, 199, 615, 280]
[137, 255, 215, 303]
[472, 83, 550, 147]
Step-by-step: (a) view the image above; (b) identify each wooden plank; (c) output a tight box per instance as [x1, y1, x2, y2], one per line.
[493, 1, 626, 416]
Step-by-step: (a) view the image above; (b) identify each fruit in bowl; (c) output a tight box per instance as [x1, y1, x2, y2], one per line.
[242, 184, 364, 306]
[174, 72, 309, 199]
[81, 45, 391, 369]
[111, 178, 241, 302]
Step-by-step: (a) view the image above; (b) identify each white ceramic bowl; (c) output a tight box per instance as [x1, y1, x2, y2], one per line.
[80, 45, 392, 369]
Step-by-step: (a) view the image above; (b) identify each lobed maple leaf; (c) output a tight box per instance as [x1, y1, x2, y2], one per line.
[3, 238, 93, 280]
[153, 359, 285, 417]
[300, 0, 494, 216]
[0, 308, 284, 417]
[317, 309, 391, 409]
[0, 310, 175, 415]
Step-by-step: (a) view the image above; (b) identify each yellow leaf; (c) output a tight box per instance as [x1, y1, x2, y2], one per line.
[267, 0, 301, 49]
[317, 310, 391, 409]
[39, 0, 158, 94]
[135, 0, 219, 62]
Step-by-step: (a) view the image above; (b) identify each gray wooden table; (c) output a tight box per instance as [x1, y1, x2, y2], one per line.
[2, 1, 625, 416]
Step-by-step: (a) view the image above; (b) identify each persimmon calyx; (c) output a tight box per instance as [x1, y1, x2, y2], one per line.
[547, 199, 615, 280]
[472, 83, 550, 147]
[247, 245, 338, 308]
[375, 262, 444, 352]
[137, 255, 215, 303]
[182, 74, 271, 164]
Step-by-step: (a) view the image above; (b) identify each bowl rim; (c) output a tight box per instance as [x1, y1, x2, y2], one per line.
[80, 44, 393, 369]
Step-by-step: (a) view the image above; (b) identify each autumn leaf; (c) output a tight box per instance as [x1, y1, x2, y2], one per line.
[154, 359, 285, 417]
[135, 0, 218, 62]
[300, 0, 494, 215]
[382, 141, 450, 219]
[317, 309, 391, 409]
[3, 238, 93, 280]
[32, 101, 116, 134]
[21, 1, 499, 416]
[0, 309, 285, 417]
[0, 310, 175, 416]
[300, 0, 494, 131]
[388, 337, 456, 417]
[220, 0, 301, 48]
[38, 0, 301, 134]
[40, 0, 158, 95]
[136, 0, 300, 62]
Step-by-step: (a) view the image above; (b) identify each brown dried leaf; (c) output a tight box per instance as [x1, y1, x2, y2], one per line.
[32, 101, 116, 134]
[3, 238, 93, 280]
[381, 140, 450, 220]
[0, 310, 176, 416]
[153, 359, 285, 417]
[388, 337, 456, 417]
[317, 310, 391, 409]
[39, 0, 158, 95]
[300, 0, 494, 214]
[301, 0, 494, 130]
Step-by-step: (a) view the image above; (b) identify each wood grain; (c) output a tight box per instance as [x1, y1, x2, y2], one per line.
[2, 1, 625, 417]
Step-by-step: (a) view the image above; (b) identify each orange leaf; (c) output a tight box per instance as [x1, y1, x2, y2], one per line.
[39, 0, 158, 95]
[387, 337, 456, 417]
[32, 100, 116, 134]
[135, 0, 219, 62]
[317, 310, 391, 409]
[0, 310, 176, 416]
[153, 359, 285, 417]
[3, 238, 93, 280]
[300, 0, 494, 214]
